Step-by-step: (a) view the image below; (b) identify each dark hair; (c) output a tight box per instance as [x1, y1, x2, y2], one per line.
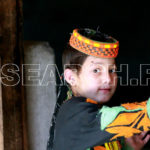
[62, 44, 88, 74]
[78, 28, 114, 43]
[47, 28, 115, 150]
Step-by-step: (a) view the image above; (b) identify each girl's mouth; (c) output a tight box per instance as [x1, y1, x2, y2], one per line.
[98, 88, 111, 94]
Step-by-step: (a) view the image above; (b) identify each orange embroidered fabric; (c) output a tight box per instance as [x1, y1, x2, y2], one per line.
[69, 29, 119, 58]
[105, 100, 150, 140]
[86, 98, 98, 104]
[94, 146, 106, 150]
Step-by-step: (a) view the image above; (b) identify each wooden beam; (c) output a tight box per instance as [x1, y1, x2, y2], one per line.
[0, 59, 4, 150]
[0, 0, 26, 149]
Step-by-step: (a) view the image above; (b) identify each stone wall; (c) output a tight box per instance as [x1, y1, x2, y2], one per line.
[24, 41, 56, 150]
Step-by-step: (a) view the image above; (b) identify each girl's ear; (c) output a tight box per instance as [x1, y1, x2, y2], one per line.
[64, 69, 76, 86]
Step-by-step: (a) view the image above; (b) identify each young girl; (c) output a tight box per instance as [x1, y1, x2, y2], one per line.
[49, 28, 150, 150]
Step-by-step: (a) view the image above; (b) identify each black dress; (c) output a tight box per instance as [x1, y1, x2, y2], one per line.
[53, 96, 150, 150]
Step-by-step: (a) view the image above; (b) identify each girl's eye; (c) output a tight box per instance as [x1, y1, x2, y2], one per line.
[93, 69, 101, 73]
[109, 68, 116, 73]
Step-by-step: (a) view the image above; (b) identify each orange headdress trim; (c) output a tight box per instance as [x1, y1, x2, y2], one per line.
[69, 29, 119, 58]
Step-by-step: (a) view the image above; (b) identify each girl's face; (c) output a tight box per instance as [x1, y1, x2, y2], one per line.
[72, 56, 118, 104]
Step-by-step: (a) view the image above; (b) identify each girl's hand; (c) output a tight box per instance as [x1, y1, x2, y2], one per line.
[125, 131, 150, 150]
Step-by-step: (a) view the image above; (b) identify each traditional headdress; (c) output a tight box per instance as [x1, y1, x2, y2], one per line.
[69, 28, 119, 58]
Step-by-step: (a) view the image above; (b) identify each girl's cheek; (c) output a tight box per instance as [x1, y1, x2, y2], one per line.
[112, 75, 118, 86]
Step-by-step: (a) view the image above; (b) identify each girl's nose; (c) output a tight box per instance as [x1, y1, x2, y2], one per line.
[102, 72, 111, 85]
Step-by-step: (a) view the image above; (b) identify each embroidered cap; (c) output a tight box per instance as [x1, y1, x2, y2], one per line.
[69, 28, 119, 58]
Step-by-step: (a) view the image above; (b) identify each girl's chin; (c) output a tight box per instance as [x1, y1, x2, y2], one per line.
[94, 96, 112, 103]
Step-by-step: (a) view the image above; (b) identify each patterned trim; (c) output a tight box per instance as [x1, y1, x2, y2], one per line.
[69, 29, 119, 58]
[104, 141, 121, 150]
[86, 98, 98, 104]
[92, 141, 121, 150]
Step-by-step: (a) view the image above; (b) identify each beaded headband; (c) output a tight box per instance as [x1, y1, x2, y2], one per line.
[69, 29, 119, 58]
